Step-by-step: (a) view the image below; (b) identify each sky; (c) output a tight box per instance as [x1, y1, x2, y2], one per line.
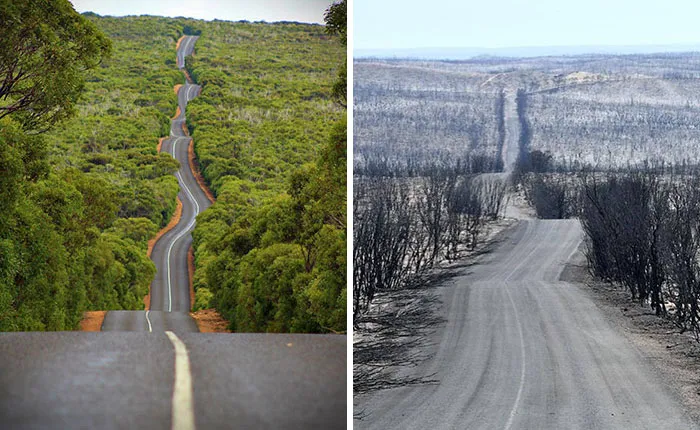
[70, 0, 331, 24]
[354, 0, 700, 50]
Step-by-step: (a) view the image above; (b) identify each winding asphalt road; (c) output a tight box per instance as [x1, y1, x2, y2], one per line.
[0, 36, 346, 429]
[149, 36, 209, 315]
[103, 36, 207, 332]
[355, 220, 697, 429]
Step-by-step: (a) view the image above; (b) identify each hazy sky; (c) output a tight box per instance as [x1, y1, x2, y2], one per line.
[354, 0, 700, 50]
[70, 0, 331, 24]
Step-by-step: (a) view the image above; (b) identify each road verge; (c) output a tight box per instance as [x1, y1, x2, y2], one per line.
[562, 246, 700, 424]
[175, 35, 185, 51]
[79, 311, 106, 331]
[188, 246, 195, 309]
[190, 309, 231, 332]
[188, 139, 215, 203]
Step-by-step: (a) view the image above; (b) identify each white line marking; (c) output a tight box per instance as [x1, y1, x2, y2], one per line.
[501, 222, 545, 430]
[165, 331, 195, 430]
[165, 137, 201, 312]
[178, 37, 188, 69]
[162, 36, 199, 312]
[179, 36, 194, 70]
[503, 285, 526, 430]
[145, 310, 153, 332]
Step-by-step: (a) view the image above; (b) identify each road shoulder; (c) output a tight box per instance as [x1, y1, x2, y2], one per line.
[561, 245, 700, 424]
[79, 311, 106, 331]
[189, 309, 231, 333]
[354, 217, 519, 412]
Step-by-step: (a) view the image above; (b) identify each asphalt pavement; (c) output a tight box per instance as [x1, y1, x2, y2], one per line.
[355, 219, 698, 429]
[104, 36, 206, 332]
[0, 332, 346, 429]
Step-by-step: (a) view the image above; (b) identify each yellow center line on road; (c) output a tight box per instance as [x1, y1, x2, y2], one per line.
[165, 331, 195, 430]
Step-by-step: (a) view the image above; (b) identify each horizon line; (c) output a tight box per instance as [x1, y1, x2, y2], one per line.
[79, 10, 324, 25]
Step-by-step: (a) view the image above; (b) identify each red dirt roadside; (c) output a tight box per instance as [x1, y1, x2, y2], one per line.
[79, 311, 106, 331]
[188, 139, 215, 203]
[190, 309, 231, 333]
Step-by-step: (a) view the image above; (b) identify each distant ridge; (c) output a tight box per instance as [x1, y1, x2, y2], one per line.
[355, 44, 700, 60]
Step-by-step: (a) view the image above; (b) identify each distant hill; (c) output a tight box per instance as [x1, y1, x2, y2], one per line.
[355, 45, 700, 60]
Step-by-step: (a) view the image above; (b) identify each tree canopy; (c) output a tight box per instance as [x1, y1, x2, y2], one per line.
[0, 0, 112, 131]
[324, 1, 347, 46]
[0, 11, 186, 330]
[184, 11, 346, 333]
[325, 0, 346, 106]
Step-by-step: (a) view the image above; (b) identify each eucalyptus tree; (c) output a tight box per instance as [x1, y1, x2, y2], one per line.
[0, 0, 111, 132]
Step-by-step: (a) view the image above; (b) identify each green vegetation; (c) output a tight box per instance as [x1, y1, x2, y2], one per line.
[0, 0, 346, 332]
[186, 4, 347, 332]
[0, 4, 189, 330]
[0, 0, 111, 131]
[48, 15, 185, 230]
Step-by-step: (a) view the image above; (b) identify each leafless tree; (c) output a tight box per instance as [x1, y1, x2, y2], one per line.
[478, 177, 508, 220]
[659, 175, 700, 337]
[415, 169, 455, 266]
[523, 173, 578, 219]
[353, 178, 413, 319]
[580, 171, 667, 315]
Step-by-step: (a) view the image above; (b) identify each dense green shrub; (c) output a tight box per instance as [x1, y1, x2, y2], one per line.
[185, 18, 347, 333]
[0, 12, 203, 330]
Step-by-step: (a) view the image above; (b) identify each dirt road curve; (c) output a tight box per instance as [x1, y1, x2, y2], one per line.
[356, 219, 697, 429]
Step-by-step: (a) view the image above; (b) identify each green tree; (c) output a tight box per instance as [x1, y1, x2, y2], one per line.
[324, 0, 347, 106]
[0, 7, 181, 331]
[0, 0, 112, 131]
[170, 12, 346, 333]
[108, 218, 158, 248]
[324, 1, 346, 45]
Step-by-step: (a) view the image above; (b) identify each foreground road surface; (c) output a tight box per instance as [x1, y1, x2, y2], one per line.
[0, 332, 346, 429]
[356, 219, 697, 429]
